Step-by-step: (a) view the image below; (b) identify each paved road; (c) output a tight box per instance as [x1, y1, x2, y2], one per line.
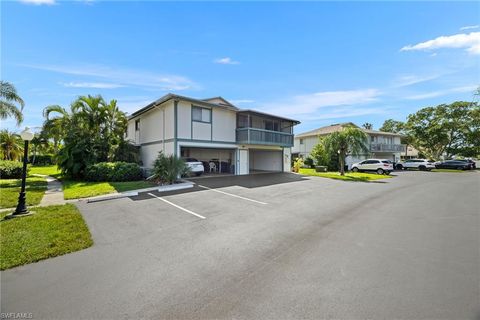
[2, 171, 479, 319]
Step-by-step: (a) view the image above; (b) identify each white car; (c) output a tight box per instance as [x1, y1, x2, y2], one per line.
[396, 159, 435, 171]
[351, 159, 394, 175]
[183, 157, 204, 176]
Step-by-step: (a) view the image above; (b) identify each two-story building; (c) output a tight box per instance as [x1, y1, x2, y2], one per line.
[292, 123, 405, 168]
[127, 94, 300, 175]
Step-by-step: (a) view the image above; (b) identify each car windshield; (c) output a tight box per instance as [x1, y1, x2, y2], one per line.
[382, 160, 391, 164]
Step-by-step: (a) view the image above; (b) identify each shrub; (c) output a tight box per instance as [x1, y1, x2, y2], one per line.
[85, 162, 143, 182]
[292, 158, 304, 173]
[31, 154, 54, 165]
[0, 160, 26, 179]
[152, 152, 190, 184]
[304, 157, 314, 168]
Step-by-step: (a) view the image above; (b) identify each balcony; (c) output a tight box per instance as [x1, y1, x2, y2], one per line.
[236, 128, 294, 147]
[370, 143, 406, 152]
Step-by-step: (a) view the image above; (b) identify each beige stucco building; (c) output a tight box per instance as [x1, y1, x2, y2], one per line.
[292, 123, 405, 168]
[127, 94, 299, 175]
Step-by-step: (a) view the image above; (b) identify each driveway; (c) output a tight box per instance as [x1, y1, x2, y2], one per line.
[1, 171, 479, 319]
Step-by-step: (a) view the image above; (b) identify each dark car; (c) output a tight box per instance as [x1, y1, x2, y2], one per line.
[456, 159, 476, 169]
[435, 160, 471, 170]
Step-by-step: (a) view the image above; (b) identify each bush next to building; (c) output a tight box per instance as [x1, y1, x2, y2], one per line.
[85, 162, 143, 182]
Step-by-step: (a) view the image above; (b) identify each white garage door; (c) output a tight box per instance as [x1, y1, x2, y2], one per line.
[249, 149, 283, 172]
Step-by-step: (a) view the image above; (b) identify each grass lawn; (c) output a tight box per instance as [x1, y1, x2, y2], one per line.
[62, 180, 156, 200]
[29, 165, 62, 178]
[0, 204, 93, 270]
[299, 168, 392, 182]
[0, 177, 48, 208]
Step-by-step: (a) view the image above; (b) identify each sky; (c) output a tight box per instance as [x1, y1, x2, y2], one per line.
[2, 0, 479, 134]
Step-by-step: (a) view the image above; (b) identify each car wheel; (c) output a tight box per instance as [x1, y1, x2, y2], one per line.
[457, 166, 464, 170]
[403, 167, 408, 170]
[395, 164, 403, 170]
[376, 168, 384, 175]
[195, 172, 202, 176]
[352, 167, 359, 172]
[419, 165, 426, 171]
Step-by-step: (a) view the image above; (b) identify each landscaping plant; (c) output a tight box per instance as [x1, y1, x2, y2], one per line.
[151, 152, 190, 184]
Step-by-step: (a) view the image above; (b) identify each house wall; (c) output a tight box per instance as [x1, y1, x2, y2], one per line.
[212, 108, 236, 142]
[140, 141, 175, 169]
[293, 136, 319, 158]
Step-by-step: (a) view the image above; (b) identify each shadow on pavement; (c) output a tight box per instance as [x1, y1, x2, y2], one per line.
[130, 173, 309, 201]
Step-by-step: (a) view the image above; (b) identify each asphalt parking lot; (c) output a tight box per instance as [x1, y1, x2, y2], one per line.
[2, 171, 479, 319]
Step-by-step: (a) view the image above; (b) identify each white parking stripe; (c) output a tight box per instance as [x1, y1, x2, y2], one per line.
[147, 193, 206, 220]
[197, 185, 268, 205]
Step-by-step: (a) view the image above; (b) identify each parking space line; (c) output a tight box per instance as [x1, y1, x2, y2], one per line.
[147, 193, 206, 220]
[197, 185, 268, 205]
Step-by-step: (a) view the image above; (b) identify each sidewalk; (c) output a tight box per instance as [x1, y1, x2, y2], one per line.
[39, 175, 66, 206]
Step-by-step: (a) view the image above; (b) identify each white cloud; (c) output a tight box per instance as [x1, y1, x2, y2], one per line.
[260, 88, 381, 117]
[405, 85, 477, 100]
[21, 63, 196, 91]
[214, 57, 240, 65]
[18, 0, 55, 5]
[401, 32, 480, 55]
[61, 82, 124, 89]
[300, 107, 390, 122]
[392, 74, 441, 88]
[460, 25, 479, 31]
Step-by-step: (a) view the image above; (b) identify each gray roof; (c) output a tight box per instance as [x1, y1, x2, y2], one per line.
[296, 122, 403, 138]
[129, 93, 239, 119]
[128, 94, 300, 125]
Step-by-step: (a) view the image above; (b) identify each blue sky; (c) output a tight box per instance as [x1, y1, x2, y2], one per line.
[2, 1, 479, 134]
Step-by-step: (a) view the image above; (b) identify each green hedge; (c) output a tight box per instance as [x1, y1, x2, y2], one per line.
[0, 160, 26, 179]
[31, 154, 54, 165]
[85, 162, 143, 182]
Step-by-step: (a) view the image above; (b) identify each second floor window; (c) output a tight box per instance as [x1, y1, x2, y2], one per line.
[300, 138, 304, 145]
[135, 119, 140, 131]
[192, 106, 211, 123]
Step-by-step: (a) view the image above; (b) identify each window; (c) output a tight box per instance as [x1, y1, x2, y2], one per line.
[264, 120, 279, 131]
[135, 119, 140, 131]
[192, 106, 211, 123]
[300, 138, 304, 145]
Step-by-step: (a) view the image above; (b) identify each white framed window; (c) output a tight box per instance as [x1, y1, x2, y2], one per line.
[192, 106, 211, 123]
[300, 138, 304, 145]
[135, 119, 140, 131]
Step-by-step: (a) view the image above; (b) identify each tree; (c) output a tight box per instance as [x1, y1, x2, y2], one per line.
[379, 119, 405, 133]
[322, 126, 369, 175]
[362, 122, 373, 130]
[0, 81, 24, 126]
[0, 130, 23, 161]
[310, 137, 339, 171]
[405, 101, 479, 159]
[42, 95, 137, 178]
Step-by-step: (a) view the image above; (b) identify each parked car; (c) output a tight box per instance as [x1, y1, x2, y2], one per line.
[456, 159, 476, 169]
[395, 159, 435, 171]
[351, 159, 394, 175]
[435, 160, 472, 170]
[182, 158, 204, 176]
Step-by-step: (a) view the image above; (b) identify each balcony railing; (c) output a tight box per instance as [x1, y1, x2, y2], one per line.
[370, 143, 406, 152]
[236, 127, 294, 147]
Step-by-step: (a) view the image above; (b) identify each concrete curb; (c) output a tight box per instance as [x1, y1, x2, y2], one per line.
[84, 181, 195, 203]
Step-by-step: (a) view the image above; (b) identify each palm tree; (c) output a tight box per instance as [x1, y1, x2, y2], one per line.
[0, 130, 23, 161]
[0, 81, 24, 125]
[43, 104, 72, 154]
[362, 122, 373, 130]
[322, 126, 369, 175]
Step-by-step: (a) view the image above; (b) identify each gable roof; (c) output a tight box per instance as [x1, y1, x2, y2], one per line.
[202, 96, 236, 108]
[296, 122, 403, 138]
[129, 93, 239, 119]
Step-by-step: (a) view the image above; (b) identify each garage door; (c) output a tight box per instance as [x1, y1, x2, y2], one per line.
[249, 149, 283, 172]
